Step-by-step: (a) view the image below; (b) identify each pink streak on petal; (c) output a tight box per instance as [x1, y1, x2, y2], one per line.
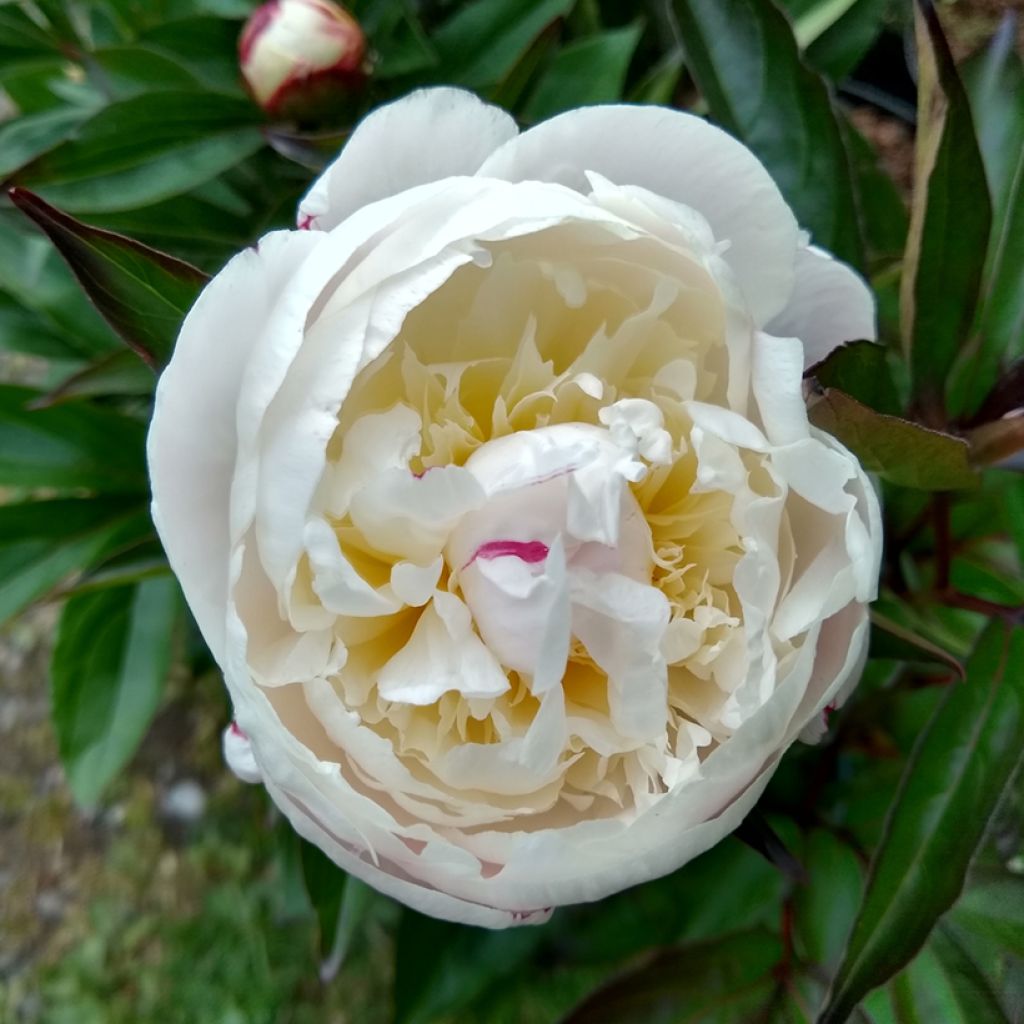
[469, 540, 550, 568]
[230, 720, 248, 739]
[297, 212, 317, 231]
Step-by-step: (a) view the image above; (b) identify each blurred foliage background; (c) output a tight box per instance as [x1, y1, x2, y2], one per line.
[1, 0, 1024, 1021]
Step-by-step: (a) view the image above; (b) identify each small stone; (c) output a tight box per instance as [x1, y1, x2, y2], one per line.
[159, 779, 206, 824]
[36, 889, 63, 920]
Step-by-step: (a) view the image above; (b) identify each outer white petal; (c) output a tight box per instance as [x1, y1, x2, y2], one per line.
[148, 230, 321, 663]
[222, 722, 262, 783]
[477, 105, 800, 324]
[298, 87, 519, 231]
[767, 245, 877, 368]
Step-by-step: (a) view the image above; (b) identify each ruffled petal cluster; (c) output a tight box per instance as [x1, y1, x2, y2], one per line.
[149, 88, 881, 927]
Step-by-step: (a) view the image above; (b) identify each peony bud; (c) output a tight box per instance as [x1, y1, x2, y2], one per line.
[239, 0, 367, 120]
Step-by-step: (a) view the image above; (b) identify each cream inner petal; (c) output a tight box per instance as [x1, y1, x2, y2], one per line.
[229, 217, 872, 841]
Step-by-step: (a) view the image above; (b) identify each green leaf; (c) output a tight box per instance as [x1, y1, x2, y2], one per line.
[560, 930, 782, 1023]
[394, 911, 546, 1024]
[51, 577, 181, 807]
[0, 384, 147, 492]
[805, 340, 901, 416]
[900, 1, 992, 416]
[360, 0, 439, 80]
[298, 838, 346, 961]
[0, 212, 120, 357]
[0, 106, 94, 179]
[138, 18, 247, 94]
[92, 44, 207, 96]
[952, 16, 1024, 417]
[807, 388, 978, 490]
[432, 0, 575, 90]
[523, 22, 643, 120]
[950, 874, 1024, 960]
[670, 0, 863, 267]
[868, 609, 964, 681]
[818, 621, 1024, 1023]
[841, 115, 910, 269]
[0, 498, 152, 626]
[30, 349, 156, 407]
[929, 927, 1012, 1023]
[13, 91, 264, 213]
[803, 0, 889, 82]
[10, 188, 208, 367]
[794, 832, 865, 975]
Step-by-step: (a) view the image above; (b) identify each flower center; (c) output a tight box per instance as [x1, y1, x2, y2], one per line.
[446, 421, 658, 689]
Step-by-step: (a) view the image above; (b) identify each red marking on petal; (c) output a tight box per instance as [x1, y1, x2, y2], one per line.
[822, 702, 837, 726]
[471, 540, 549, 566]
[229, 721, 248, 739]
[297, 212, 316, 230]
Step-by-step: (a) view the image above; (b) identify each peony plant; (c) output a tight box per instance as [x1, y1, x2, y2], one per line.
[2, 0, 1022, 1019]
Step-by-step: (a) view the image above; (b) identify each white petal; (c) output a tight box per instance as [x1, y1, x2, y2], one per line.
[304, 517, 400, 616]
[569, 569, 670, 741]
[320, 404, 422, 516]
[767, 245, 877, 368]
[350, 466, 486, 563]
[750, 332, 809, 446]
[390, 557, 443, 607]
[298, 87, 519, 231]
[377, 592, 509, 704]
[148, 230, 321, 664]
[222, 722, 262, 783]
[478, 105, 800, 323]
[459, 536, 570, 688]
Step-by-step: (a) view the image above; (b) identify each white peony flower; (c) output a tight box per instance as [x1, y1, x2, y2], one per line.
[148, 88, 883, 928]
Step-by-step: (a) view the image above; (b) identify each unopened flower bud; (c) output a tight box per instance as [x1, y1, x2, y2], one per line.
[239, 0, 367, 119]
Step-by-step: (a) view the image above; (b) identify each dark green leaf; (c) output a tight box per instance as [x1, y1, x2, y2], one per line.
[735, 810, 807, 884]
[432, 0, 575, 90]
[671, 0, 863, 266]
[869, 609, 964, 680]
[929, 927, 1012, 1023]
[840, 115, 909, 269]
[361, 0, 440, 80]
[92, 44, 206, 96]
[818, 621, 1024, 1023]
[29, 349, 156, 407]
[10, 188, 207, 367]
[952, 15, 1024, 418]
[0, 499, 152, 625]
[13, 91, 263, 213]
[51, 577, 181, 807]
[794, 832, 864, 975]
[806, 340, 901, 416]
[950, 875, 1024, 960]
[901, 1, 992, 415]
[554, 839, 784, 966]
[803, 0, 890, 82]
[395, 911, 546, 1024]
[807, 388, 978, 490]
[138, 18, 247, 94]
[560, 930, 782, 1024]
[523, 23, 643, 120]
[0, 213, 120, 356]
[0, 384, 147, 492]
[298, 838, 346, 960]
[0, 107, 94, 179]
